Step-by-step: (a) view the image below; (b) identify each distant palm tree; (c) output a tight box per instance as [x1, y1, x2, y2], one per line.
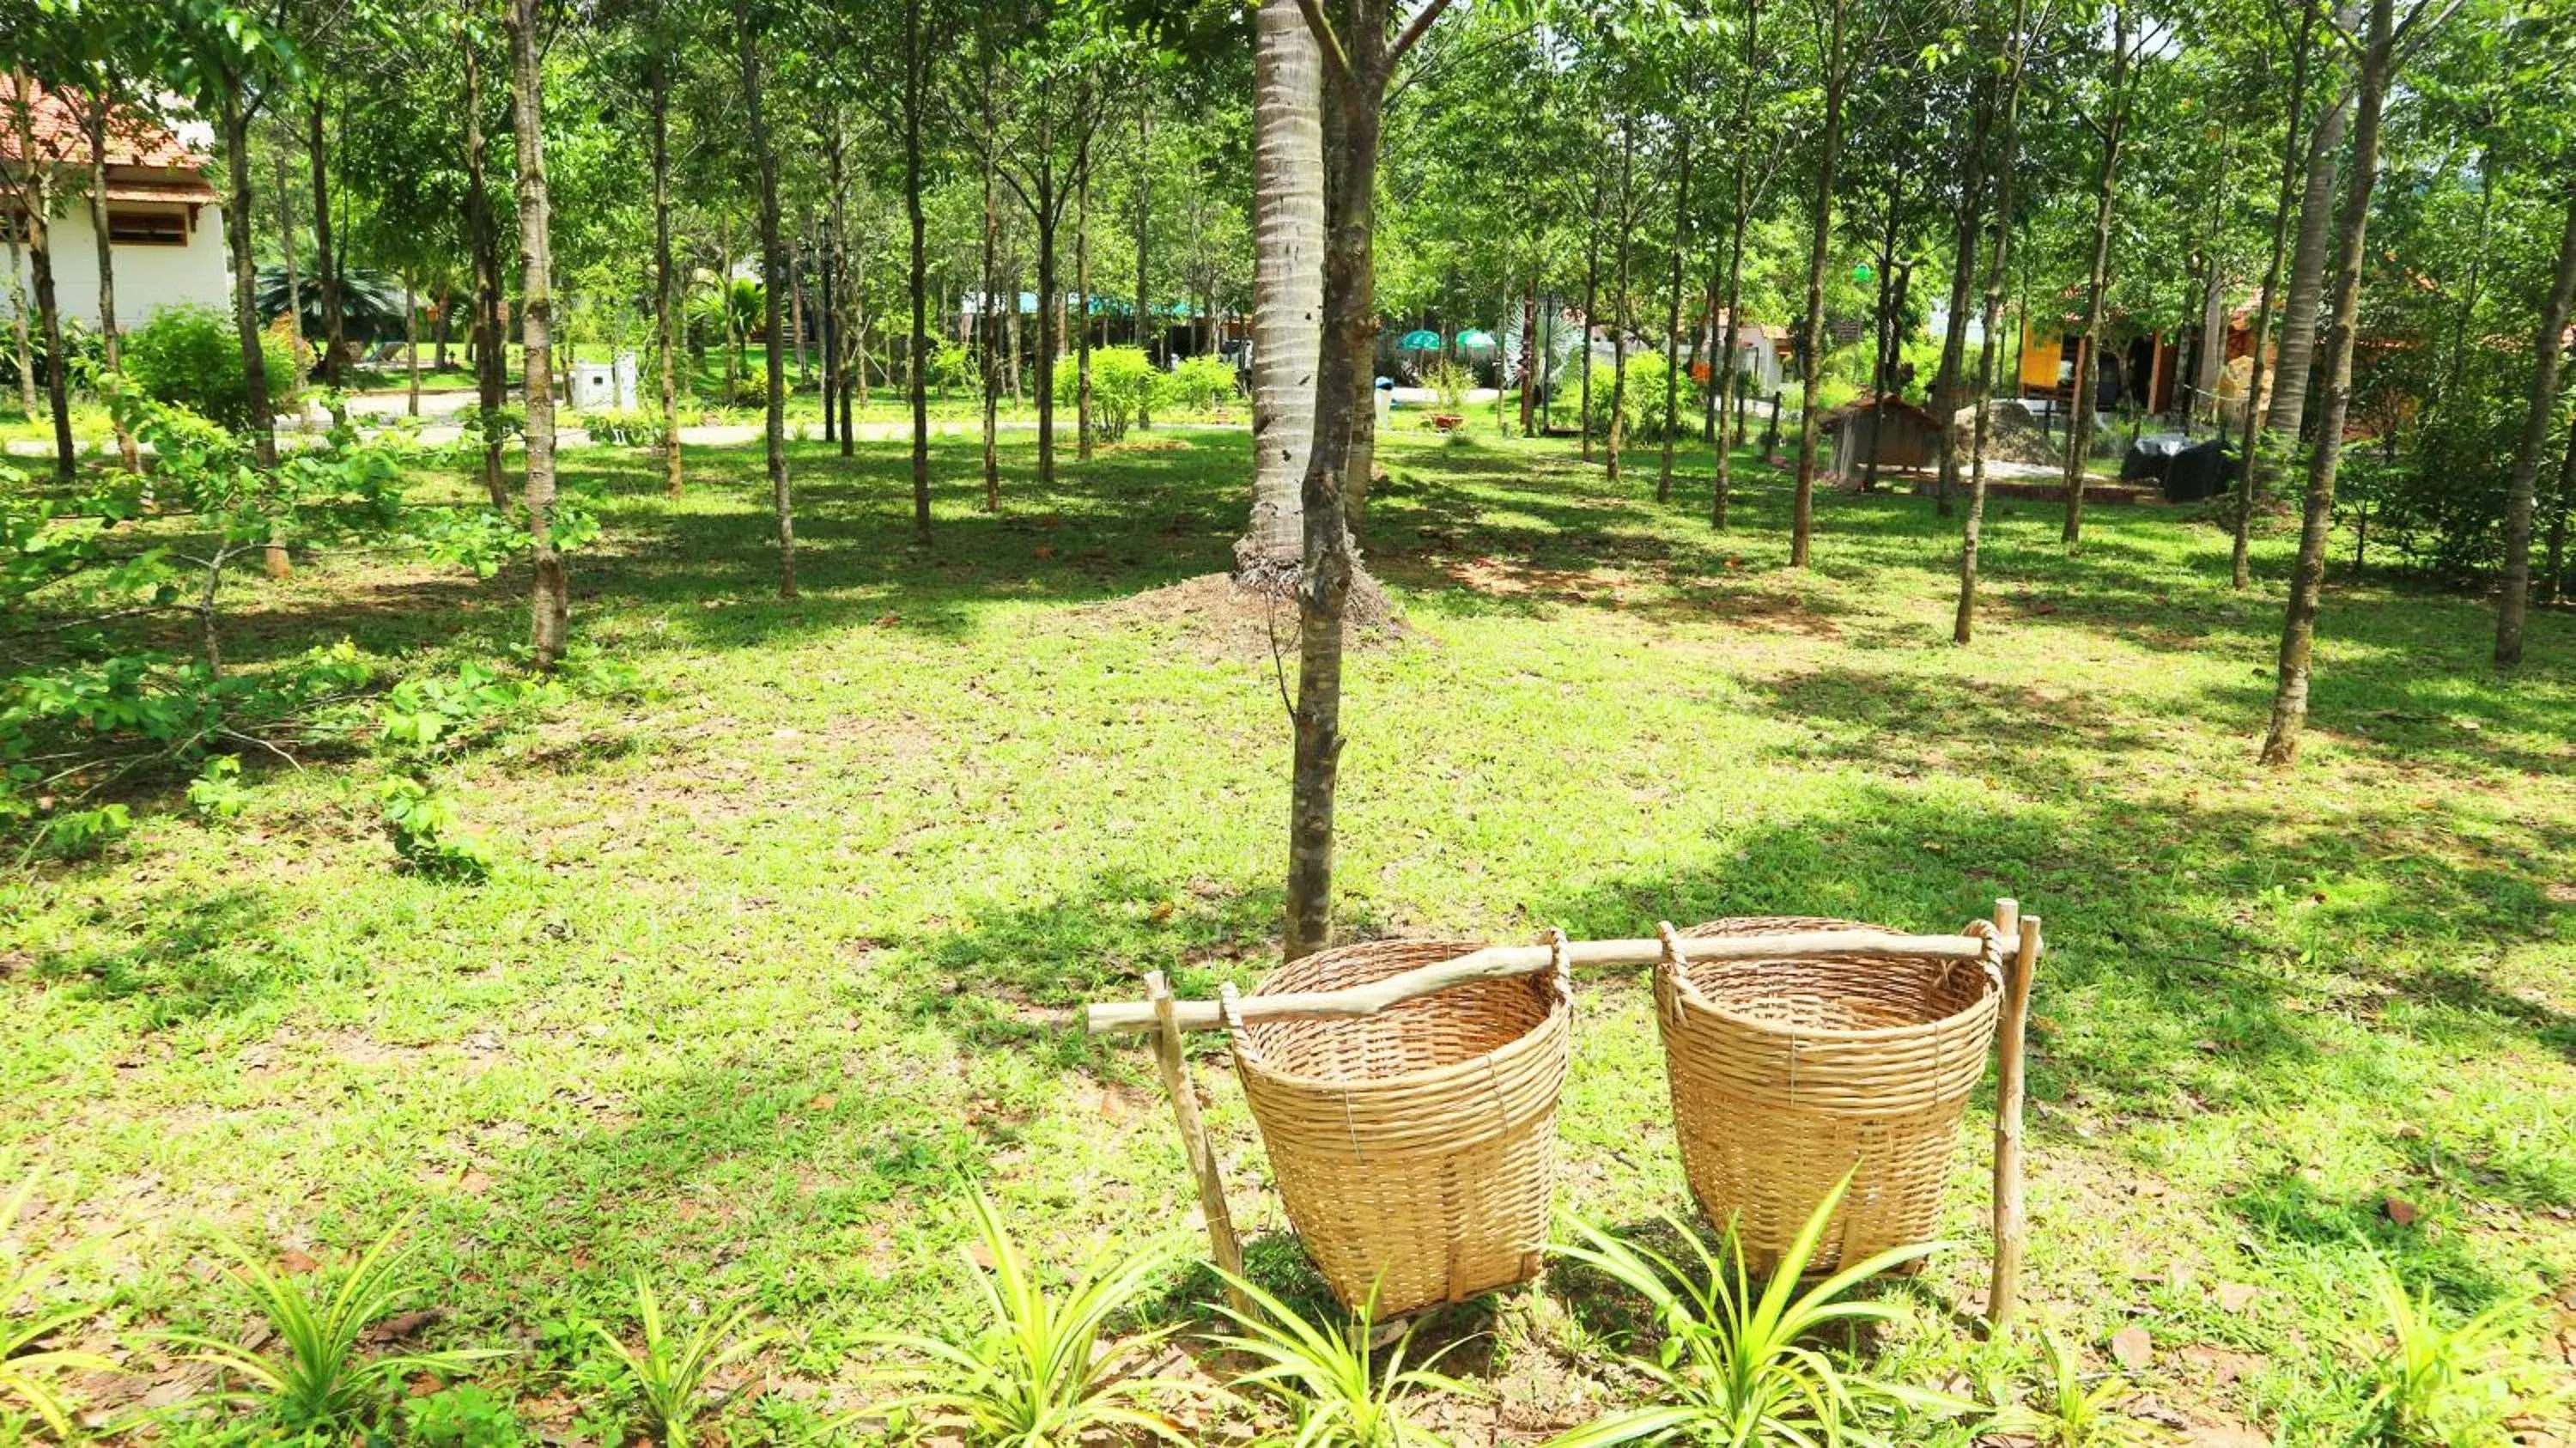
[688, 275, 764, 397]
[254, 265, 410, 353]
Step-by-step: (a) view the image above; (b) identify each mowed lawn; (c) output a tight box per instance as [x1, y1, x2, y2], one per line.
[6, 425, 2573, 1445]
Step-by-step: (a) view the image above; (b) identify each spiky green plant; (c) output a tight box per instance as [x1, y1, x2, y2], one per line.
[1206, 1275, 1479, 1448]
[2011, 1329, 2135, 1447]
[1540, 1173, 1954, 1448]
[854, 1189, 1206, 1447]
[1, 1171, 117, 1440]
[159, 1219, 502, 1431]
[2350, 1256, 2520, 1447]
[586, 1275, 772, 1448]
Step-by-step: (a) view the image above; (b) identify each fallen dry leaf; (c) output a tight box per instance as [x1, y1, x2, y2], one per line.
[276, 1247, 319, 1275]
[2383, 1194, 2421, 1227]
[2110, 1324, 2154, 1371]
[2215, 1281, 2258, 1314]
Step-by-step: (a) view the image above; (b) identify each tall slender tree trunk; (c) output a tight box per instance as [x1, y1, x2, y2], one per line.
[1712, 1, 1762, 528]
[505, 0, 568, 667]
[1241, 0, 1323, 581]
[789, 238, 808, 382]
[2494, 173, 2576, 666]
[10, 81, 71, 484]
[2061, 9, 2133, 549]
[1283, 1, 1401, 963]
[218, 93, 275, 481]
[273, 145, 300, 368]
[404, 280, 421, 416]
[464, 35, 508, 511]
[1076, 115, 1094, 463]
[2233, 0, 2319, 588]
[5, 233, 30, 415]
[81, 90, 138, 470]
[309, 95, 346, 392]
[1658, 125, 1692, 505]
[980, 49, 1003, 509]
[1607, 120, 1633, 487]
[1134, 94, 1153, 430]
[1580, 166, 1601, 462]
[1933, 72, 1996, 519]
[1790, 0, 1851, 569]
[2267, 70, 2356, 441]
[903, 0, 932, 542]
[1862, 182, 1899, 495]
[2259, 0, 2394, 766]
[1519, 279, 1539, 435]
[740, 13, 795, 598]
[2543, 411, 2575, 606]
[652, 75, 682, 496]
[1956, 0, 2032, 644]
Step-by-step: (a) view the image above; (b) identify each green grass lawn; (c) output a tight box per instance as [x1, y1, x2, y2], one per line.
[5, 430, 2573, 1445]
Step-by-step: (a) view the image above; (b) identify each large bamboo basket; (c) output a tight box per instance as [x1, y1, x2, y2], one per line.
[1226, 939, 1571, 1316]
[1656, 916, 2003, 1274]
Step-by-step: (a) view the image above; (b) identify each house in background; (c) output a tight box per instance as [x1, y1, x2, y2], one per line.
[2, 79, 230, 331]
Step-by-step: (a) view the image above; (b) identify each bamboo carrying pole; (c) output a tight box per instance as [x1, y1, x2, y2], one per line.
[1145, 971, 1250, 1317]
[1985, 901, 2044, 1328]
[1086, 929, 1990, 1036]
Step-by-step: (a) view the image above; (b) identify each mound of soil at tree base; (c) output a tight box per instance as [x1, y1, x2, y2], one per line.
[1089, 569, 1405, 663]
[1948, 399, 2065, 468]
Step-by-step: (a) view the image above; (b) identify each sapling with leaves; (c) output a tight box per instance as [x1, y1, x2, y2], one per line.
[159, 1217, 504, 1433]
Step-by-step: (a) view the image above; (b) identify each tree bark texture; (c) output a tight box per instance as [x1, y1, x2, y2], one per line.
[2494, 171, 2576, 666]
[1242, 0, 1324, 579]
[506, 0, 569, 666]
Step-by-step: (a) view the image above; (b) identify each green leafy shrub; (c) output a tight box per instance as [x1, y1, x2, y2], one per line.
[1423, 356, 1473, 411]
[161, 1219, 503, 1432]
[404, 1384, 527, 1448]
[855, 1189, 1204, 1445]
[1540, 1172, 1955, 1447]
[572, 409, 669, 449]
[120, 306, 299, 431]
[1579, 352, 1699, 443]
[1052, 346, 1157, 443]
[586, 1276, 769, 1448]
[929, 338, 976, 399]
[1154, 355, 1241, 416]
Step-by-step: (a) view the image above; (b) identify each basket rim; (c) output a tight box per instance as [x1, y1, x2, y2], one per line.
[1231, 937, 1571, 1092]
[1661, 917, 2001, 1044]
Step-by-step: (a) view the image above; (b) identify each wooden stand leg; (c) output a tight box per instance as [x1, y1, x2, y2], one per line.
[1987, 909, 2043, 1329]
[1146, 970, 1250, 1317]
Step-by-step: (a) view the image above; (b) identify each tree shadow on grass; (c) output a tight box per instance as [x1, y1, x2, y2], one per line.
[20, 886, 286, 1028]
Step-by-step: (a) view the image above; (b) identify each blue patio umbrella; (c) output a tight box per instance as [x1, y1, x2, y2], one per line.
[1397, 328, 1443, 350]
[1455, 329, 1498, 350]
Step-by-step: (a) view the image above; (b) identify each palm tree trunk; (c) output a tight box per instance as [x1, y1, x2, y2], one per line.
[2260, 0, 2394, 766]
[505, 0, 568, 666]
[1241, 0, 1323, 581]
[2494, 172, 2576, 666]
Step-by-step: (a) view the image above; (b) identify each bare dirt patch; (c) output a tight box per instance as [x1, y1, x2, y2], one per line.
[1086, 569, 1406, 662]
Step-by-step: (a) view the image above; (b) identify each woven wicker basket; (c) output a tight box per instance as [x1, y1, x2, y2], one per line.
[1656, 916, 2002, 1274]
[1227, 939, 1571, 1316]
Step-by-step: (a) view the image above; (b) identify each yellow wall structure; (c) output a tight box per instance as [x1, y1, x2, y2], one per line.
[2019, 336, 2063, 391]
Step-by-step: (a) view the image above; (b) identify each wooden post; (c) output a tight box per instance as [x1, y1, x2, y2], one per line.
[1146, 971, 1249, 1317]
[1987, 910, 2042, 1329]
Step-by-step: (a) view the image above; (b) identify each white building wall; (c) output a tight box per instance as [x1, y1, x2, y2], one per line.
[24, 204, 233, 331]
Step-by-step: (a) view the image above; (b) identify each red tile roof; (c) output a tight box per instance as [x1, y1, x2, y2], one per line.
[0, 76, 210, 173]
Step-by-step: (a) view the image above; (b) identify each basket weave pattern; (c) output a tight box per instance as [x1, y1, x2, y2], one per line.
[1230, 940, 1571, 1315]
[1656, 916, 2001, 1273]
